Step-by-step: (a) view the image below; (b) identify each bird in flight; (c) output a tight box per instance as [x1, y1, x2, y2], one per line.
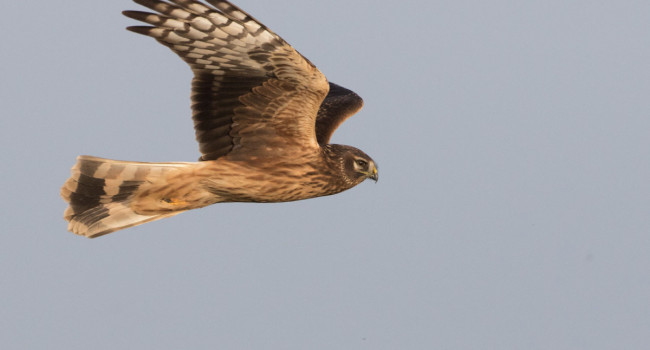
[61, 0, 378, 238]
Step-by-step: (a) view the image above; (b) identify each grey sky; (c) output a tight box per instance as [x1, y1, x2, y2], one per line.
[2, 0, 650, 349]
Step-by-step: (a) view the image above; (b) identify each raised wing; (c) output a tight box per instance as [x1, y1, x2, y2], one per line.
[315, 83, 364, 145]
[123, 0, 329, 161]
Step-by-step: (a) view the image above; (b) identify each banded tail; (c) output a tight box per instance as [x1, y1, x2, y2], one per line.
[60, 156, 193, 238]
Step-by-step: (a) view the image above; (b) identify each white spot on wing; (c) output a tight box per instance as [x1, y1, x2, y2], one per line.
[191, 17, 215, 32]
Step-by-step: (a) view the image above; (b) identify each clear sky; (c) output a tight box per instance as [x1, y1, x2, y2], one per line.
[2, 0, 650, 349]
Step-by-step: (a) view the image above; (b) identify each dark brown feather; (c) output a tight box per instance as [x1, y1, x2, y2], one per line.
[192, 73, 266, 161]
[315, 83, 364, 145]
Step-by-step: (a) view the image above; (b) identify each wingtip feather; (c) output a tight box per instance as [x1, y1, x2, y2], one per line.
[125, 25, 156, 35]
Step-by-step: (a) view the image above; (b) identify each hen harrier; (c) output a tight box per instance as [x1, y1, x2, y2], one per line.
[61, 0, 378, 238]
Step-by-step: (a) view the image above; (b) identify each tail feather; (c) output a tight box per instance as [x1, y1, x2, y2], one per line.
[61, 155, 192, 238]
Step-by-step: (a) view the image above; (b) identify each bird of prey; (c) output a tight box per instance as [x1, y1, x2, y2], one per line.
[60, 0, 378, 238]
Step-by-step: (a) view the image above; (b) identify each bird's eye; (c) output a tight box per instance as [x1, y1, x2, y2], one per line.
[355, 159, 368, 167]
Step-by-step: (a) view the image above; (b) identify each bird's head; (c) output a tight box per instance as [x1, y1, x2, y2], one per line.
[348, 152, 378, 183]
[329, 145, 378, 184]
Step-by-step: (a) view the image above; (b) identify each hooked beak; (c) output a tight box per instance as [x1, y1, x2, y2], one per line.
[368, 165, 378, 182]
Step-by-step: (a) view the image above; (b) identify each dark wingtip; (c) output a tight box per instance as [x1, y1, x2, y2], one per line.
[123, 10, 148, 20]
[123, 9, 157, 35]
[125, 25, 155, 35]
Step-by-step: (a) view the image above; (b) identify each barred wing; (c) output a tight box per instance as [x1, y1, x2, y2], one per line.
[124, 0, 329, 160]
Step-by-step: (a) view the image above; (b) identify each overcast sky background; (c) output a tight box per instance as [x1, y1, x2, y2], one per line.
[2, 0, 650, 349]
